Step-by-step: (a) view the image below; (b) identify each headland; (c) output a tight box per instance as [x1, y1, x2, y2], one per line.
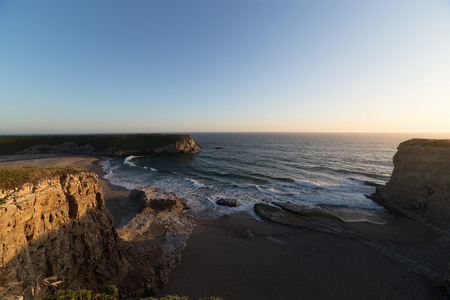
[0, 134, 201, 156]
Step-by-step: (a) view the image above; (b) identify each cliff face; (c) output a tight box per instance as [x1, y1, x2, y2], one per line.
[377, 139, 450, 224]
[0, 171, 194, 298]
[0, 172, 129, 295]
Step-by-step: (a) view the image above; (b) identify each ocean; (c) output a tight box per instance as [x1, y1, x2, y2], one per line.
[102, 132, 449, 218]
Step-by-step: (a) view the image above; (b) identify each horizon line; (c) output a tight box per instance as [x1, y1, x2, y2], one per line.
[1, 131, 450, 135]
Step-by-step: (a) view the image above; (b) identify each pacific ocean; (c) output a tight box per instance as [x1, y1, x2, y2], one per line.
[102, 132, 449, 218]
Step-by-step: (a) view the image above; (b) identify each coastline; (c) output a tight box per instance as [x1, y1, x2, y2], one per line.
[1, 154, 449, 299]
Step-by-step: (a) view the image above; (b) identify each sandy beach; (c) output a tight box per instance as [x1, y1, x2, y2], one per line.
[1, 154, 449, 299]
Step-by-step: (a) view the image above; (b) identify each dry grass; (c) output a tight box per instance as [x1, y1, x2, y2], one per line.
[403, 139, 450, 147]
[0, 166, 87, 190]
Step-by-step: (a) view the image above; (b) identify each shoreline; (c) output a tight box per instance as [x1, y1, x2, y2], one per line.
[1, 154, 449, 299]
[84, 159, 132, 228]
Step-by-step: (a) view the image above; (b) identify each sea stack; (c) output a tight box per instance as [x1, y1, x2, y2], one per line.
[375, 139, 450, 225]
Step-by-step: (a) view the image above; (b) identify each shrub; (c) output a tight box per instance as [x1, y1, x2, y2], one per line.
[142, 296, 222, 300]
[142, 296, 188, 300]
[43, 285, 118, 300]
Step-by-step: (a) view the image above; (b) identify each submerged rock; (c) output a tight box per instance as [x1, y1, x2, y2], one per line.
[274, 202, 395, 225]
[348, 177, 383, 187]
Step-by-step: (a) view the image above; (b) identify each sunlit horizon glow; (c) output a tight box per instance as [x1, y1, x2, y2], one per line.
[1, 0, 449, 135]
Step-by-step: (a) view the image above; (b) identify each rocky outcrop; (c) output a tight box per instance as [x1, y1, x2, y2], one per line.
[116, 187, 194, 297]
[0, 172, 194, 299]
[0, 172, 129, 297]
[146, 136, 201, 155]
[129, 187, 187, 212]
[375, 139, 450, 225]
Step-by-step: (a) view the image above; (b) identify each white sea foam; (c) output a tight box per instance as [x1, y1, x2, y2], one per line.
[294, 180, 323, 189]
[186, 178, 206, 188]
[123, 156, 158, 172]
[123, 156, 140, 168]
[237, 184, 261, 190]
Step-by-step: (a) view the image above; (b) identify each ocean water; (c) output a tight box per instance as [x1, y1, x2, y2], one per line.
[102, 132, 449, 218]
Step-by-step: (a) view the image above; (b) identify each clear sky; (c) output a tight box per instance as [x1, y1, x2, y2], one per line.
[1, 0, 449, 134]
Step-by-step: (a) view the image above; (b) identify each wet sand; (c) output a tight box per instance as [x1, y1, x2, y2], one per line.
[157, 213, 448, 300]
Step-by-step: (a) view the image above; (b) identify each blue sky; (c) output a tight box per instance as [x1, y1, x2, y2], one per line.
[1, 0, 450, 134]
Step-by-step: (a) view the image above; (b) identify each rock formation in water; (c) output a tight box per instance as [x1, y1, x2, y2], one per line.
[375, 139, 450, 225]
[216, 198, 239, 207]
[0, 170, 194, 298]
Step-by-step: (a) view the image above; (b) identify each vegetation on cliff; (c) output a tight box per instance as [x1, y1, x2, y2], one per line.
[42, 287, 222, 300]
[401, 139, 450, 147]
[0, 134, 190, 155]
[0, 166, 86, 190]
[43, 285, 119, 300]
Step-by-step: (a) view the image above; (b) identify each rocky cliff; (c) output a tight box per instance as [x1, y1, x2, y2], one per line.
[145, 136, 201, 155]
[0, 171, 129, 297]
[0, 169, 194, 299]
[376, 139, 450, 225]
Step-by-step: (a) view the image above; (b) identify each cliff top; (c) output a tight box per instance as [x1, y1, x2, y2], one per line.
[0, 166, 87, 190]
[401, 139, 450, 147]
[0, 134, 191, 155]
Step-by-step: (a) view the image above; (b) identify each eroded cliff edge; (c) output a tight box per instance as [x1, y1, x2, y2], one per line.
[0, 168, 193, 298]
[375, 139, 450, 226]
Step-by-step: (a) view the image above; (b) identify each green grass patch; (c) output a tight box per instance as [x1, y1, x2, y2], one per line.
[43, 285, 118, 300]
[0, 134, 190, 155]
[0, 166, 87, 190]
